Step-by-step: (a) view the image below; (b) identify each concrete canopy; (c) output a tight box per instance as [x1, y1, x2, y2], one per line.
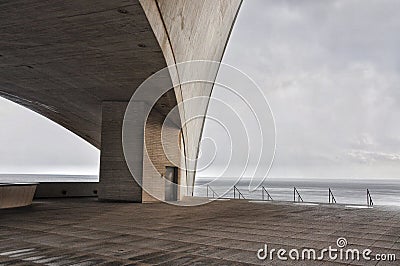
[0, 0, 168, 148]
[0, 0, 242, 201]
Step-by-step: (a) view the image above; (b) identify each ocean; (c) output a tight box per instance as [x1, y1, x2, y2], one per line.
[194, 178, 400, 206]
[1, 174, 399, 206]
[0, 174, 98, 183]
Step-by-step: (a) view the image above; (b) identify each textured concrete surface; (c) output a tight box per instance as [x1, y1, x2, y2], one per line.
[0, 0, 167, 147]
[0, 184, 36, 209]
[0, 198, 399, 265]
[99, 101, 182, 202]
[0, 0, 243, 201]
[142, 108, 182, 203]
[99, 102, 143, 202]
[140, 0, 243, 193]
[34, 182, 98, 198]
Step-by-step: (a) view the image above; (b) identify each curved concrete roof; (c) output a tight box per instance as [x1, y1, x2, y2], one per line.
[0, 0, 169, 148]
[1, 0, 242, 197]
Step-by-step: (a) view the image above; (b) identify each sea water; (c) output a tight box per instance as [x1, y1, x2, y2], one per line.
[1, 174, 399, 206]
[194, 178, 400, 206]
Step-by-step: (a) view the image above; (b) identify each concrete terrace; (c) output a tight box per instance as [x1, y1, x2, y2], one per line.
[0, 198, 399, 265]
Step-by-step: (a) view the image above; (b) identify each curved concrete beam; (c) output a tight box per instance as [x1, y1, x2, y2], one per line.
[140, 0, 242, 194]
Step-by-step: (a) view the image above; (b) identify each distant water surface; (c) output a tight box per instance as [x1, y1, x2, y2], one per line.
[0, 174, 98, 183]
[194, 178, 400, 206]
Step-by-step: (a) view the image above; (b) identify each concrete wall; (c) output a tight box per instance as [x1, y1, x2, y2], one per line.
[99, 99, 182, 203]
[34, 182, 98, 198]
[142, 107, 181, 202]
[98, 101, 143, 202]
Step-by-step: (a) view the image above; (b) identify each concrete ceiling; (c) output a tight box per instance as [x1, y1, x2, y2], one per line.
[0, 0, 171, 148]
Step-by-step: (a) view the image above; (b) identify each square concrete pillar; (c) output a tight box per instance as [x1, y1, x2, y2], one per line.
[98, 101, 144, 202]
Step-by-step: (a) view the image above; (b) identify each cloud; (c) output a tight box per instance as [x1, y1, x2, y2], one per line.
[347, 150, 400, 164]
[199, 0, 400, 180]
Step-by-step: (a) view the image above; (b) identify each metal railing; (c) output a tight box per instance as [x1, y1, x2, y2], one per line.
[206, 185, 218, 198]
[367, 189, 373, 206]
[261, 186, 273, 201]
[293, 187, 304, 202]
[328, 188, 337, 204]
[233, 185, 246, 199]
[204, 185, 375, 207]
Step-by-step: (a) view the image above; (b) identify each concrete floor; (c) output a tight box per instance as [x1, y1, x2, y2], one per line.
[0, 198, 399, 265]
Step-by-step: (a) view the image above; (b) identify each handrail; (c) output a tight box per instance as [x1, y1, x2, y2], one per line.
[328, 188, 337, 204]
[205, 184, 375, 206]
[233, 185, 246, 199]
[293, 187, 304, 202]
[207, 185, 218, 198]
[367, 189, 373, 206]
[261, 186, 273, 201]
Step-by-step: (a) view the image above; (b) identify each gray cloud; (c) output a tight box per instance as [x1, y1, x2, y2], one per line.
[198, 0, 400, 180]
[347, 150, 400, 163]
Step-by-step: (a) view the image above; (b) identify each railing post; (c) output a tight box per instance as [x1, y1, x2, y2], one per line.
[328, 188, 336, 204]
[207, 185, 218, 198]
[293, 187, 295, 202]
[294, 187, 303, 202]
[233, 186, 245, 199]
[261, 186, 273, 201]
[329, 188, 337, 203]
[367, 189, 373, 207]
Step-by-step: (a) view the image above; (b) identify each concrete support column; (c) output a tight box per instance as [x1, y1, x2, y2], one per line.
[98, 101, 144, 202]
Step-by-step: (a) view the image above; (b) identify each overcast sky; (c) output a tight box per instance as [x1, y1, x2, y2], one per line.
[0, 97, 99, 175]
[198, 0, 400, 180]
[1, 0, 399, 180]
